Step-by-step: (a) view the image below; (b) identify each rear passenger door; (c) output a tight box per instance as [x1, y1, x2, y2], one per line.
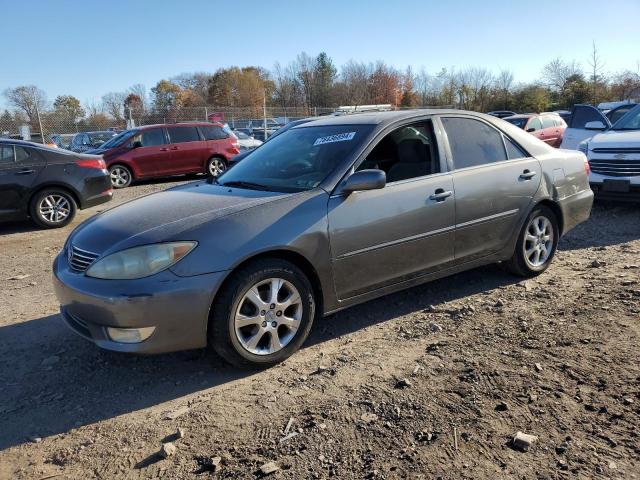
[439, 116, 541, 263]
[0, 145, 46, 216]
[167, 126, 206, 173]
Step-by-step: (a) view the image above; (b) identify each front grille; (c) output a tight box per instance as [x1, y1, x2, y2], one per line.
[589, 159, 640, 177]
[592, 147, 640, 154]
[68, 245, 99, 272]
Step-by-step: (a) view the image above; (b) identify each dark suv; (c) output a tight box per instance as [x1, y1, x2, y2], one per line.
[0, 139, 112, 228]
[87, 122, 240, 188]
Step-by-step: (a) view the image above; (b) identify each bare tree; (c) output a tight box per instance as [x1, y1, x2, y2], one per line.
[587, 41, 606, 104]
[495, 70, 514, 109]
[102, 92, 127, 121]
[128, 84, 148, 113]
[3, 85, 48, 122]
[340, 60, 371, 106]
[541, 58, 583, 97]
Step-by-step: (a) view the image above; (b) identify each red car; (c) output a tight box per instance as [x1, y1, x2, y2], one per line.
[503, 113, 567, 148]
[87, 122, 240, 188]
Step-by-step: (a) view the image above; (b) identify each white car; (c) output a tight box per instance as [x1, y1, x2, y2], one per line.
[232, 130, 263, 151]
[560, 103, 637, 150]
[578, 104, 640, 200]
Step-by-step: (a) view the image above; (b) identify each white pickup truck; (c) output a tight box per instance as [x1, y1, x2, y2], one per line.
[575, 104, 640, 200]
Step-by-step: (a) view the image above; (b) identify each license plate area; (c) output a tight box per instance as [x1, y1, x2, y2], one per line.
[603, 179, 631, 192]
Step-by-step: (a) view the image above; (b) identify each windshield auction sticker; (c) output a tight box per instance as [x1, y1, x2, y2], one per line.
[313, 132, 356, 146]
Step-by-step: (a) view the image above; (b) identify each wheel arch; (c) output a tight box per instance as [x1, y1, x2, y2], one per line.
[207, 248, 325, 328]
[108, 162, 136, 179]
[29, 183, 81, 210]
[534, 198, 564, 236]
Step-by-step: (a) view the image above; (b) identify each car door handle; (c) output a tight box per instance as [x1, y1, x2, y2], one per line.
[15, 169, 35, 175]
[170, 146, 179, 150]
[520, 170, 537, 180]
[429, 189, 452, 201]
[159, 147, 168, 151]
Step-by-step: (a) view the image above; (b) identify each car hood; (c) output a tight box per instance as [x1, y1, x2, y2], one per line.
[70, 181, 290, 255]
[589, 130, 640, 149]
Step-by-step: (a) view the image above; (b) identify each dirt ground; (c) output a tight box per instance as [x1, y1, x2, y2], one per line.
[0, 178, 638, 479]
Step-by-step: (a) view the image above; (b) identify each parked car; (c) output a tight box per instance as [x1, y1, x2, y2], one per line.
[0, 139, 112, 228]
[577, 104, 640, 200]
[503, 113, 567, 147]
[85, 122, 240, 188]
[560, 104, 638, 149]
[229, 117, 318, 166]
[69, 131, 117, 153]
[53, 110, 593, 367]
[50, 133, 75, 150]
[487, 110, 517, 119]
[232, 130, 263, 150]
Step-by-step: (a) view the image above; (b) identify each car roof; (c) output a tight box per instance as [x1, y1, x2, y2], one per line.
[292, 109, 477, 128]
[136, 121, 222, 130]
[0, 138, 40, 146]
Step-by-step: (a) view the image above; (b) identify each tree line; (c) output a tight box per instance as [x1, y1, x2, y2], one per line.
[3, 47, 640, 132]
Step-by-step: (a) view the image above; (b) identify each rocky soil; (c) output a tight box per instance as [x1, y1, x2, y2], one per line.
[0, 178, 638, 479]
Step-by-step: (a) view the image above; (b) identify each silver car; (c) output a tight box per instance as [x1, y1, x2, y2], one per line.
[53, 110, 593, 367]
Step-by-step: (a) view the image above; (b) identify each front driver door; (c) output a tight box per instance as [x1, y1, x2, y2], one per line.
[0, 144, 46, 217]
[328, 120, 456, 300]
[560, 105, 610, 150]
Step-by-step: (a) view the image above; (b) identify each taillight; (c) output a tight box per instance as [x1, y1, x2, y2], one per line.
[77, 158, 106, 170]
[584, 159, 590, 175]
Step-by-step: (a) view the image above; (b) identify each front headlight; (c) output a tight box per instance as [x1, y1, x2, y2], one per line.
[577, 141, 589, 155]
[86, 242, 197, 280]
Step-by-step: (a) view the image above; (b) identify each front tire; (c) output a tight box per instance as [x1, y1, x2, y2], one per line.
[209, 259, 316, 368]
[30, 188, 77, 228]
[207, 157, 227, 177]
[505, 205, 559, 277]
[109, 164, 132, 188]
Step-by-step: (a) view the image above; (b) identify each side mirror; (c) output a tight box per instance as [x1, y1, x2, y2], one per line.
[526, 127, 536, 133]
[585, 120, 606, 130]
[131, 140, 143, 149]
[342, 169, 386, 194]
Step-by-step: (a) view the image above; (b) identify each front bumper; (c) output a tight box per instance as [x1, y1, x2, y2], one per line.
[53, 251, 227, 354]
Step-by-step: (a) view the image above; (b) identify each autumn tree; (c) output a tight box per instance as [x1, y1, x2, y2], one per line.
[53, 95, 85, 124]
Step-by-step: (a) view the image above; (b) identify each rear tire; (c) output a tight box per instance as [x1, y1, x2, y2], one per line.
[505, 205, 559, 277]
[207, 157, 227, 177]
[29, 188, 77, 229]
[209, 259, 316, 368]
[109, 164, 132, 188]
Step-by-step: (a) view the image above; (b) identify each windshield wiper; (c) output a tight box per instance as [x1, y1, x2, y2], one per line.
[220, 180, 272, 191]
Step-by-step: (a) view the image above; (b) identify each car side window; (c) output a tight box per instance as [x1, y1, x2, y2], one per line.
[441, 117, 507, 169]
[140, 128, 166, 147]
[168, 126, 200, 144]
[357, 121, 439, 183]
[14, 146, 31, 162]
[200, 125, 227, 140]
[0, 145, 15, 165]
[541, 116, 555, 129]
[504, 136, 528, 160]
[527, 117, 542, 131]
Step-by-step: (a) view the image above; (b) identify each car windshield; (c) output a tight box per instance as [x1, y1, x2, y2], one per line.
[100, 130, 137, 149]
[217, 124, 373, 193]
[611, 105, 640, 131]
[504, 117, 528, 129]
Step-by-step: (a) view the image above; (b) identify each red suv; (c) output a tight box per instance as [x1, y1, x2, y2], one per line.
[503, 113, 567, 148]
[87, 122, 240, 188]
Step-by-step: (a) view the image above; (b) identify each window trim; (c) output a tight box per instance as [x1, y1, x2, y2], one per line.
[437, 114, 533, 173]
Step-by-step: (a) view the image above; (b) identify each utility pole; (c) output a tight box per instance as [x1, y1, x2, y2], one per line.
[263, 90, 268, 140]
[35, 101, 45, 144]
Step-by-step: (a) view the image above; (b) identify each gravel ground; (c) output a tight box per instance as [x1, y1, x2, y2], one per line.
[0, 179, 638, 479]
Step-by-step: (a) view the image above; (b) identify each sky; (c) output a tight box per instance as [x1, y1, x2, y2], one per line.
[1, 0, 639, 108]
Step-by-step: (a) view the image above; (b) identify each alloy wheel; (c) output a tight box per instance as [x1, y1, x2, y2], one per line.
[234, 278, 303, 355]
[39, 194, 71, 224]
[209, 158, 226, 177]
[523, 215, 554, 268]
[110, 167, 130, 187]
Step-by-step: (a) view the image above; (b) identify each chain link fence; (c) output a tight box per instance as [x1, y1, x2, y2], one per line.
[0, 105, 453, 147]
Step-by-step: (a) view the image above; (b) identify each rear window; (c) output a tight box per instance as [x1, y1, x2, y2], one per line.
[168, 126, 200, 143]
[200, 125, 228, 140]
[504, 117, 528, 129]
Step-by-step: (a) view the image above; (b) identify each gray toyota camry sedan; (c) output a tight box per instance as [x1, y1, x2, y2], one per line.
[53, 110, 593, 367]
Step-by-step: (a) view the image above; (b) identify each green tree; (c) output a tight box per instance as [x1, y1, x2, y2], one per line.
[53, 95, 85, 124]
[314, 52, 337, 107]
[513, 85, 551, 112]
